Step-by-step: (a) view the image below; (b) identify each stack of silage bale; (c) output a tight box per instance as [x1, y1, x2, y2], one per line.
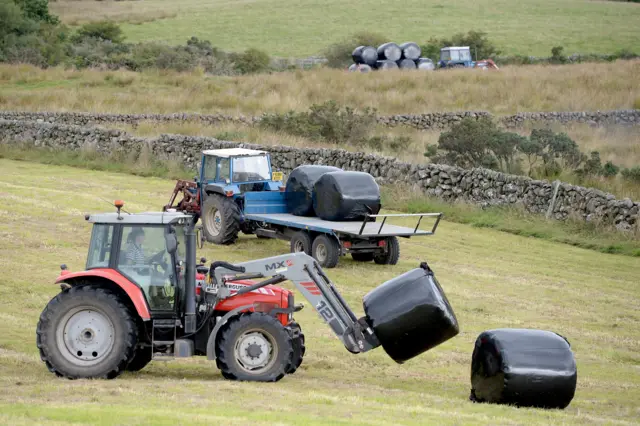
[349, 42, 434, 72]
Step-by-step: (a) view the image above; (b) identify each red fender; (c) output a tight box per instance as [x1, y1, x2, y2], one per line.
[55, 269, 151, 320]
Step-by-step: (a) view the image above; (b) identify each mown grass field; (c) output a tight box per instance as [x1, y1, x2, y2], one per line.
[0, 158, 639, 425]
[50, 0, 640, 57]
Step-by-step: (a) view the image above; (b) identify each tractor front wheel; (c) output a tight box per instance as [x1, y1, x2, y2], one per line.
[285, 321, 306, 375]
[216, 313, 293, 382]
[36, 286, 137, 379]
[202, 194, 241, 245]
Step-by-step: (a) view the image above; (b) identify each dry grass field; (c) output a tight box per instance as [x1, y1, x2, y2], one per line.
[0, 158, 639, 425]
[1, 61, 639, 116]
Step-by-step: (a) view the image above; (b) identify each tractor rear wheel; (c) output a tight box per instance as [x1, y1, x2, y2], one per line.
[216, 313, 293, 382]
[36, 286, 137, 379]
[202, 194, 240, 245]
[285, 321, 306, 375]
[373, 236, 400, 265]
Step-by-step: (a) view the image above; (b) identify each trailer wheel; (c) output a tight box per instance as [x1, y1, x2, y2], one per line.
[312, 235, 340, 268]
[351, 252, 374, 262]
[290, 231, 312, 255]
[216, 313, 293, 382]
[36, 286, 137, 380]
[202, 194, 240, 245]
[373, 237, 400, 265]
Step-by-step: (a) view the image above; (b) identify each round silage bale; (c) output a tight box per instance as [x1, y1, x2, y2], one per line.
[377, 42, 402, 62]
[399, 42, 421, 60]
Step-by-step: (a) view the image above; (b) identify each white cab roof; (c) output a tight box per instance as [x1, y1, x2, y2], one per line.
[202, 148, 267, 158]
[87, 211, 193, 225]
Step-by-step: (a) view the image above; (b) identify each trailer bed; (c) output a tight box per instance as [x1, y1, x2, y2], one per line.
[244, 213, 436, 238]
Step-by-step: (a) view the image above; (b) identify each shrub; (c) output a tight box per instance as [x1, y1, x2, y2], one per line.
[13, 0, 59, 25]
[602, 161, 620, 178]
[259, 100, 377, 144]
[324, 31, 388, 68]
[550, 46, 567, 64]
[71, 21, 124, 44]
[621, 166, 640, 183]
[432, 117, 501, 168]
[230, 48, 270, 74]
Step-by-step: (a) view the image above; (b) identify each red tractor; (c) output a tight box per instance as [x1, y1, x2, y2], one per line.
[37, 201, 459, 382]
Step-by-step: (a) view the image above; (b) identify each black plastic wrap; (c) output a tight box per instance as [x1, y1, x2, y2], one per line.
[399, 42, 421, 60]
[377, 42, 402, 62]
[375, 60, 399, 70]
[285, 165, 342, 216]
[352, 46, 378, 66]
[312, 171, 381, 221]
[363, 264, 459, 363]
[397, 59, 417, 69]
[470, 329, 577, 409]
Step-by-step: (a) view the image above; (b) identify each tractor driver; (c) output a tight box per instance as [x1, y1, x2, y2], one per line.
[125, 227, 147, 266]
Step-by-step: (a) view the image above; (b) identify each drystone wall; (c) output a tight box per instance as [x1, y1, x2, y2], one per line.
[1, 109, 638, 132]
[1, 119, 637, 232]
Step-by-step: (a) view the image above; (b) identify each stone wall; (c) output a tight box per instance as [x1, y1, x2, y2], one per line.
[1, 119, 637, 231]
[1, 109, 638, 132]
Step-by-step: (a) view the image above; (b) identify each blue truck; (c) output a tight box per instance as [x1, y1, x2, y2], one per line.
[164, 148, 442, 268]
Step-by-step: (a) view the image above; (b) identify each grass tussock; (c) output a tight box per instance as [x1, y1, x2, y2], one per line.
[1, 142, 637, 257]
[1, 61, 639, 115]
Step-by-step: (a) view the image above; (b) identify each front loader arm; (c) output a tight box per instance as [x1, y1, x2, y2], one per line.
[211, 253, 380, 354]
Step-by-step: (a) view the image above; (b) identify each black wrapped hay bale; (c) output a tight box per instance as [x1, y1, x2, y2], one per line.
[285, 165, 342, 216]
[397, 58, 417, 69]
[375, 60, 399, 70]
[400, 42, 421, 60]
[352, 46, 378, 66]
[377, 42, 402, 62]
[363, 262, 459, 364]
[312, 171, 381, 221]
[416, 58, 435, 70]
[470, 329, 577, 409]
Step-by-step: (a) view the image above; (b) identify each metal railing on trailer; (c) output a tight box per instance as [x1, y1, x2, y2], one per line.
[357, 213, 443, 236]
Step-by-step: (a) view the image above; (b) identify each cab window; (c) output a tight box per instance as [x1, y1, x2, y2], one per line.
[86, 224, 113, 269]
[203, 156, 217, 181]
[117, 225, 175, 311]
[218, 158, 230, 182]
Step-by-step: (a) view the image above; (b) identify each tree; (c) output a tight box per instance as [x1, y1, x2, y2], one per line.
[489, 131, 527, 174]
[517, 137, 544, 176]
[435, 117, 501, 168]
[13, 0, 58, 25]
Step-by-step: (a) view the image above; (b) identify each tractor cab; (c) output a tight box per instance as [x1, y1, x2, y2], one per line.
[80, 207, 195, 312]
[199, 148, 284, 195]
[438, 46, 473, 68]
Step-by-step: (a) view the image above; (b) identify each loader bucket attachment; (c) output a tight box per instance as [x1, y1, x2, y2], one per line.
[362, 262, 459, 364]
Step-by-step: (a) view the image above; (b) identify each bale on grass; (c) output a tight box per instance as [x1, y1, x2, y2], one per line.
[416, 58, 435, 70]
[375, 60, 399, 70]
[397, 59, 417, 69]
[470, 328, 577, 409]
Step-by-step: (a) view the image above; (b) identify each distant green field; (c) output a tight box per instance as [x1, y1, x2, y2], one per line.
[50, 0, 640, 57]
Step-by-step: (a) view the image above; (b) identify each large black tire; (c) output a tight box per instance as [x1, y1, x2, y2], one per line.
[126, 346, 153, 372]
[290, 231, 312, 255]
[311, 235, 340, 268]
[36, 286, 137, 380]
[202, 194, 240, 245]
[216, 313, 293, 382]
[373, 236, 400, 265]
[285, 321, 306, 375]
[351, 252, 374, 262]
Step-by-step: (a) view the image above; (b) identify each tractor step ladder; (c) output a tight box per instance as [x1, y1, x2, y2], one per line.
[151, 319, 179, 360]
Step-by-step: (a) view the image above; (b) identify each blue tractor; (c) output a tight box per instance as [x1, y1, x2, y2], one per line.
[163, 148, 285, 245]
[437, 46, 474, 68]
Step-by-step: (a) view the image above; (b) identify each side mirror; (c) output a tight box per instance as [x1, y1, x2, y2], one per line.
[165, 231, 178, 254]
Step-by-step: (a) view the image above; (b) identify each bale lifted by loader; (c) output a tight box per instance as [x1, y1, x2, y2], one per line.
[36, 202, 459, 382]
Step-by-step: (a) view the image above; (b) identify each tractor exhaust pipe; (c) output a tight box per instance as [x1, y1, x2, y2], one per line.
[184, 219, 197, 333]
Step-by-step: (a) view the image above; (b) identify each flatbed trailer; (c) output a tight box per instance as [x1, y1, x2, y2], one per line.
[223, 191, 443, 268]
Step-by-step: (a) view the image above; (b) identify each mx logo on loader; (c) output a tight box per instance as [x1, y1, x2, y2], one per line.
[265, 261, 286, 272]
